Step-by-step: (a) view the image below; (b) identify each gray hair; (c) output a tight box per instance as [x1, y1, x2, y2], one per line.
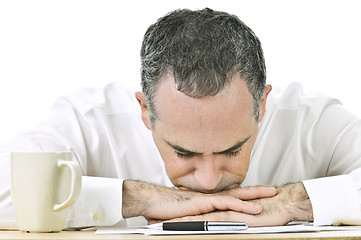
[140, 8, 266, 124]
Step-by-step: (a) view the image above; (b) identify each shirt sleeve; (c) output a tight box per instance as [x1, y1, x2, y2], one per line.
[0, 87, 129, 229]
[65, 176, 124, 228]
[303, 172, 361, 225]
[302, 103, 361, 225]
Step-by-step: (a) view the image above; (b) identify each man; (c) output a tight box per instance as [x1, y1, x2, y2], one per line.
[1, 8, 361, 228]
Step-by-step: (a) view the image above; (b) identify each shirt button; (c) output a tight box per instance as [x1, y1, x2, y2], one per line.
[93, 213, 102, 222]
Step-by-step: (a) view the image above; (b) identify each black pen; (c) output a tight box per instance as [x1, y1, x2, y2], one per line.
[148, 221, 248, 231]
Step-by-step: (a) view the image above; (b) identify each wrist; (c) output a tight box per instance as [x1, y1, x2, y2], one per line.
[279, 182, 314, 223]
[122, 180, 151, 218]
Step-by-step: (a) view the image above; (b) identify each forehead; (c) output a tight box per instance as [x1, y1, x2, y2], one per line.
[154, 73, 255, 152]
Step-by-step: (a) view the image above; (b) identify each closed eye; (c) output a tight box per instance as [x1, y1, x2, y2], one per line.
[214, 136, 250, 156]
[176, 149, 241, 159]
[221, 149, 241, 157]
[175, 151, 200, 159]
[167, 135, 250, 159]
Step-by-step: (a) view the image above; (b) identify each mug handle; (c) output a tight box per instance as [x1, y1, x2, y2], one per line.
[53, 160, 82, 212]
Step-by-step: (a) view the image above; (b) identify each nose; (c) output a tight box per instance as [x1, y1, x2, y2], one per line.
[194, 156, 223, 191]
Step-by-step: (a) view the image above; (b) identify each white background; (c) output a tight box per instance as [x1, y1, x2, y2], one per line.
[0, 0, 360, 144]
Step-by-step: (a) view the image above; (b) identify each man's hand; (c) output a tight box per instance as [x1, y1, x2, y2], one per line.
[121, 180, 277, 221]
[169, 182, 314, 226]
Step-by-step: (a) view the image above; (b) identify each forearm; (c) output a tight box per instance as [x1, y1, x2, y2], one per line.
[122, 180, 274, 221]
[121, 180, 194, 219]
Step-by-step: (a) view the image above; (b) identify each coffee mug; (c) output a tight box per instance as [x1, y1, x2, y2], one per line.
[11, 152, 82, 232]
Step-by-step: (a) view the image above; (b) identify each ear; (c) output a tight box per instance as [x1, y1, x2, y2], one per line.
[258, 84, 272, 123]
[135, 91, 152, 130]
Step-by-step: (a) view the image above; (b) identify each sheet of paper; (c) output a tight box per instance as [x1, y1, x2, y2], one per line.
[95, 224, 359, 236]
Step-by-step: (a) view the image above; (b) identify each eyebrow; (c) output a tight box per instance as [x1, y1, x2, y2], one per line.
[165, 135, 251, 156]
[165, 141, 202, 156]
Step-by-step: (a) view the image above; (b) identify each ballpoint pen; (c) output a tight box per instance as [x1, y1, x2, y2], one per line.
[148, 221, 248, 231]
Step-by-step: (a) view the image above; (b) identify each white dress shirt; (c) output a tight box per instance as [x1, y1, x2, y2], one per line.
[1, 82, 361, 228]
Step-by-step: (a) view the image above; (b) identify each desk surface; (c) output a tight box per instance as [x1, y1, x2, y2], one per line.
[2, 228, 361, 240]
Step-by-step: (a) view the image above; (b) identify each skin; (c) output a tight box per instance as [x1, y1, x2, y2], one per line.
[145, 73, 269, 193]
[170, 181, 313, 226]
[123, 72, 313, 226]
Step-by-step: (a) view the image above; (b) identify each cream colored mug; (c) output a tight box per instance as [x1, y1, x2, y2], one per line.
[11, 152, 82, 232]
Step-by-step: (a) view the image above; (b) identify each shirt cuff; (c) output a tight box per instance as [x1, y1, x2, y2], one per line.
[303, 174, 361, 225]
[65, 176, 124, 228]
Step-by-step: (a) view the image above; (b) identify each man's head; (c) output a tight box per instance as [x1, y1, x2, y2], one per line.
[136, 8, 271, 193]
